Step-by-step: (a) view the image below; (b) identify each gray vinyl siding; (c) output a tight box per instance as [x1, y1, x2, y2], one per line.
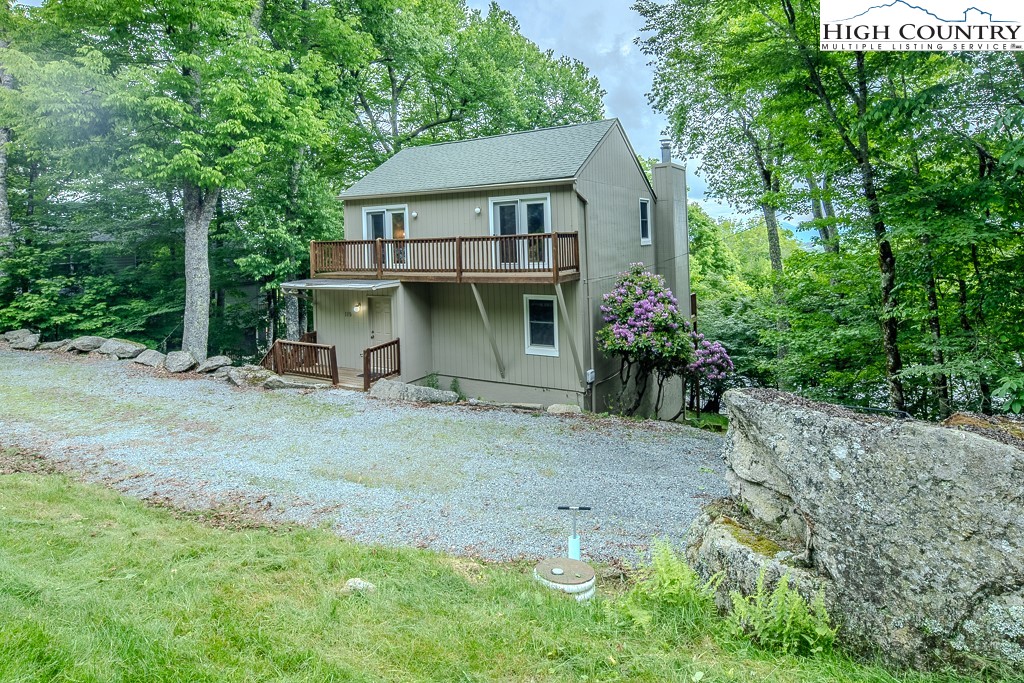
[429, 282, 581, 393]
[343, 184, 579, 240]
[575, 125, 656, 400]
[395, 283, 432, 382]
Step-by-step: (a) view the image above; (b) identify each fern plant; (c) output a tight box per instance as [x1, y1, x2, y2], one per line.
[728, 571, 836, 656]
[614, 541, 719, 634]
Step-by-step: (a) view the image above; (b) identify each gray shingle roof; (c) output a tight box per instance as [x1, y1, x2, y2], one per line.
[340, 119, 618, 199]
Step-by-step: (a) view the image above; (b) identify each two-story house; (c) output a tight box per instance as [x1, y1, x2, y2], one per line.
[275, 119, 690, 411]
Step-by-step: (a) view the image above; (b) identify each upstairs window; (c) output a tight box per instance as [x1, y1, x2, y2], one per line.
[639, 198, 652, 246]
[524, 295, 558, 357]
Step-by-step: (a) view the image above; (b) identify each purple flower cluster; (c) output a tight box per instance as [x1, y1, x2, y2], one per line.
[687, 331, 734, 384]
[597, 264, 689, 359]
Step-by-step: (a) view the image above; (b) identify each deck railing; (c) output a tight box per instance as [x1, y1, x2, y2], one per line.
[310, 232, 579, 282]
[362, 338, 401, 391]
[261, 339, 339, 385]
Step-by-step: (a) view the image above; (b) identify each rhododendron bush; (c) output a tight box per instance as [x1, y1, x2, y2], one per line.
[597, 263, 734, 416]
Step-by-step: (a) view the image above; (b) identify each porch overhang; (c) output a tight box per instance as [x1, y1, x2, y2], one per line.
[280, 278, 401, 294]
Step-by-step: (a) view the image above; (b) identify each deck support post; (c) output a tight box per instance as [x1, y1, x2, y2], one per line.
[470, 283, 506, 379]
[554, 282, 585, 386]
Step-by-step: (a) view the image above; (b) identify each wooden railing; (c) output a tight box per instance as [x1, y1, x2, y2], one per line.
[310, 232, 580, 282]
[362, 337, 400, 391]
[261, 339, 339, 385]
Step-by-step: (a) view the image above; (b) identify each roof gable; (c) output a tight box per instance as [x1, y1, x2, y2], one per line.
[341, 119, 618, 199]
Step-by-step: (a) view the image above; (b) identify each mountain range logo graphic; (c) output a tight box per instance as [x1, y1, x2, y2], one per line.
[838, 1, 1013, 23]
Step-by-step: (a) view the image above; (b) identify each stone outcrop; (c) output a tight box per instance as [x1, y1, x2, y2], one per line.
[163, 351, 196, 373]
[688, 389, 1024, 668]
[369, 379, 459, 404]
[67, 336, 107, 353]
[547, 403, 582, 415]
[196, 355, 232, 373]
[263, 375, 316, 390]
[226, 365, 275, 387]
[97, 338, 147, 359]
[133, 349, 165, 367]
[11, 333, 40, 350]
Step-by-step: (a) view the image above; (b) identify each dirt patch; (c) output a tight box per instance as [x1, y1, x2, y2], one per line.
[141, 490, 280, 531]
[0, 447, 60, 475]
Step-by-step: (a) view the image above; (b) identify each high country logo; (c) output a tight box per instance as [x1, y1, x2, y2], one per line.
[820, 0, 1024, 51]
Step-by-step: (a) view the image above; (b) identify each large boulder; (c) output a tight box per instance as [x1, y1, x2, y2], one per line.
[133, 349, 165, 367]
[369, 379, 459, 404]
[196, 355, 232, 373]
[67, 336, 107, 353]
[688, 389, 1024, 669]
[226, 365, 275, 387]
[97, 338, 147, 359]
[163, 351, 196, 373]
[37, 339, 71, 351]
[3, 329, 34, 343]
[10, 334, 40, 350]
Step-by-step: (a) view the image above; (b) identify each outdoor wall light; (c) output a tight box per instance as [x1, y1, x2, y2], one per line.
[411, 211, 418, 219]
[353, 303, 361, 313]
[474, 207, 481, 214]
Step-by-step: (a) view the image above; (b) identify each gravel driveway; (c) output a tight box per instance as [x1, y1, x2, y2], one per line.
[0, 348, 726, 562]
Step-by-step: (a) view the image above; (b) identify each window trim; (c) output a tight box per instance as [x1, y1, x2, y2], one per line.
[523, 294, 559, 357]
[361, 204, 409, 240]
[639, 198, 652, 246]
[487, 193, 552, 236]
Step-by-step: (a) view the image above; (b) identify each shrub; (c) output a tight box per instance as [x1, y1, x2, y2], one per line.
[449, 377, 466, 401]
[728, 571, 836, 656]
[423, 372, 440, 390]
[614, 541, 719, 634]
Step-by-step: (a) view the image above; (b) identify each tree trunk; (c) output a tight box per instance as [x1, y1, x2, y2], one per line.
[0, 126, 11, 250]
[807, 175, 838, 253]
[0, 40, 13, 250]
[821, 174, 840, 251]
[181, 181, 220, 362]
[923, 244, 950, 418]
[285, 293, 300, 340]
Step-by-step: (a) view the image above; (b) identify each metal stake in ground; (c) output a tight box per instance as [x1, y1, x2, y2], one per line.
[557, 505, 591, 560]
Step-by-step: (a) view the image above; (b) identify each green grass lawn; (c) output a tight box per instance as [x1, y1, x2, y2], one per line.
[0, 470, 999, 683]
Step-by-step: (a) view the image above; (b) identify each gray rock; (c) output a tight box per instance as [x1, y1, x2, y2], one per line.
[37, 339, 71, 351]
[689, 389, 1024, 668]
[67, 336, 107, 353]
[196, 355, 232, 373]
[3, 329, 33, 343]
[163, 351, 197, 373]
[263, 375, 315, 390]
[547, 403, 582, 415]
[11, 333, 40, 350]
[211, 366, 232, 380]
[133, 349, 166, 368]
[341, 578, 376, 595]
[369, 379, 459, 404]
[227, 365, 275, 387]
[97, 338, 147, 359]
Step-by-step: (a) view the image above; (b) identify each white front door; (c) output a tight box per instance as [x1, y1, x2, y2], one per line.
[368, 296, 393, 345]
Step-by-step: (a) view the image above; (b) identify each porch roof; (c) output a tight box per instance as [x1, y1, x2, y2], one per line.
[280, 279, 400, 293]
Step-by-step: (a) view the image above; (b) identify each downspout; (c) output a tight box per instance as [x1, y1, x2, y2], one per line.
[575, 185, 597, 413]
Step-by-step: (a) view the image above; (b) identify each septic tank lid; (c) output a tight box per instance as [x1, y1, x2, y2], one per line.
[533, 557, 596, 599]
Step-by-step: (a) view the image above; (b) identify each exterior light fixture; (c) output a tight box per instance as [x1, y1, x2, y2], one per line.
[411, 211, 418, 219]
[474, 207, 481, 215]
[353, 303, 361, 313]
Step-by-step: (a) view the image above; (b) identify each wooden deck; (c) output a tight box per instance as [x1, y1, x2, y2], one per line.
[310, 232, 580, 283]
[263, 336, 400, 392]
